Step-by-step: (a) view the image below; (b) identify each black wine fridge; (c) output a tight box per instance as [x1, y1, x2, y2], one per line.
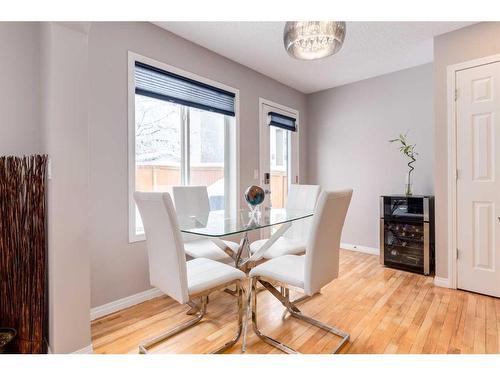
[380, 195, 435, 275]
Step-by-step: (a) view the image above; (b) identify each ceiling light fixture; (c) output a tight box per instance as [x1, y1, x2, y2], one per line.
[283, 21, 346, 60]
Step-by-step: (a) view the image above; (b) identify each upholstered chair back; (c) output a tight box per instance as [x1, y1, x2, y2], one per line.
[172, 185, 211, 242]
[134, 192, 189, 304]
[284, 184, 321, 240]
[304, 189, 353, 295]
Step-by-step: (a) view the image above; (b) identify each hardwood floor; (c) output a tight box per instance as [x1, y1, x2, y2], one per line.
[91, 250, 500, 354]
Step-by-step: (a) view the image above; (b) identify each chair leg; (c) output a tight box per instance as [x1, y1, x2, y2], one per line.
[287, 305, 350, 354]
[211, 281, 244, 354]
[139, 281, 244, 354]
[251, 278, 297, 354]
[250, 277, 349, 354]
[223, 287, 238, 296]
[281, 293, 316, 319]
[186, 300, 200, 315]
[139, 296, 207, 354]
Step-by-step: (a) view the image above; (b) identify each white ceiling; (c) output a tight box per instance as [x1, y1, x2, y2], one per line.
[154, 22, 475, 93]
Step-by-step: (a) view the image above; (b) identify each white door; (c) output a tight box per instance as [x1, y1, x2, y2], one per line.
[259, 100, 299, 213]
[456, 61, 500, 297]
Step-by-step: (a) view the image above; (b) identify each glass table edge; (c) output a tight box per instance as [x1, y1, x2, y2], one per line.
[179, 211, 314, 238]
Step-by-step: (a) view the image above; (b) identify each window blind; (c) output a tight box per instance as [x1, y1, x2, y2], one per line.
[268, 111, 297, 132]
[134, 61, 236, 117]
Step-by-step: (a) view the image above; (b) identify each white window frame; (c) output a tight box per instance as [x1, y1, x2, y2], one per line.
[128, 51, 240, 243]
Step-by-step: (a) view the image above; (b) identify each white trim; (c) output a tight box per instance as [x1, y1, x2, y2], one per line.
[128, 52, 142, 243]
[127, 51, 240, 243]
[446, 53, 500, 290]
[340, 243, 379, 256]
[446, 63, 458, 290]
[434, 276, 452, 289]
[47, 343, 94, 354]
[90, 287, 163, 321]
[258, 98, 300, 240]
[258, 97, 300, 186]
[72, 344, 94, 354]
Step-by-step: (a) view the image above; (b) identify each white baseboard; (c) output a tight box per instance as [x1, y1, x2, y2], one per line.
[90, 287, 164, 321]
[341, 243, 379, 255]
[47, 343, 93, 354]
[434, 276, 452, 289]
[72, 344, 94, 354]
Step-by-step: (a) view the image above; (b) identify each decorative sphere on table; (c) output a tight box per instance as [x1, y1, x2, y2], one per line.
[244, 185, 265, 207]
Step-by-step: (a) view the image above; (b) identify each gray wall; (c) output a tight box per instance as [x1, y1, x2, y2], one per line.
[9, 20, 493, 351]
[87, 22, 308, 307]
[0, 22, 41, 155]
[306, 64, 434, 250]
[434, 22, 500, 279]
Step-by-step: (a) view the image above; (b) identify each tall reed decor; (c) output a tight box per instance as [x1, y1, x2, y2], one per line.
[389, 133, 418, 196]
[0, 155, 48, 353]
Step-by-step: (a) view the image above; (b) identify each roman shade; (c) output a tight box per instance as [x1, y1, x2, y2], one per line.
[268, 112, 297, 132]
[134, 61, 236, 117]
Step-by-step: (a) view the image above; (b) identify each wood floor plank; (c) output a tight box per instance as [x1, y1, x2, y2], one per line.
[474, 295, 487, 354]
[447, 291, 467, 354]
[409, 290, 442, 353]
[382, 276, 429, 353]
[91, 250, 500, 354]
[422, 291, 450, 353]
[395, 278, 435, 353]
[485, 298, 498, 354]
[462, 293, 477, 354]
[434, 289, 459, 353]
[367, 274, 423, 353]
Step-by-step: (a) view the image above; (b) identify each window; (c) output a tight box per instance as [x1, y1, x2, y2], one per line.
[272, 128, 286, 168]
[269, 121, 291, 209]
[129, 54, 238, 241]
[267, 109, 296, 209]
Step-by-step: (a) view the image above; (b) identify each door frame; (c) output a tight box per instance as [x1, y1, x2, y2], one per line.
[258, 97, 300, 200]
[446, 53, 500, 290]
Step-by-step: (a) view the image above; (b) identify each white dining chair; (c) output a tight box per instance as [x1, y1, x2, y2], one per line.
[249, 184, 321, 259]
[248, 189, 353, 354]
[134, 192, 246, 354]
[172, 185, 239, 264]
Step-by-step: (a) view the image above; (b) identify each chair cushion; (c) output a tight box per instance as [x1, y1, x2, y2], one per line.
[249, 237, 306, 259]
[184, 239, 238, 264]
[187, 258, 246, 295]
[249, 255, 305, 290]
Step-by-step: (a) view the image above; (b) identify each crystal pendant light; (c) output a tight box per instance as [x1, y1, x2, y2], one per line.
[283, 21, 346, 60]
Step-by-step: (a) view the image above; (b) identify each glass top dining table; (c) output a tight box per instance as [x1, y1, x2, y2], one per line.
[177, 207, 314, 238]
[177, 206, 314, 353]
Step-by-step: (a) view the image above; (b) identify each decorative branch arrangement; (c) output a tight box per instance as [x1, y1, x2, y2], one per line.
[389, 133, 418, 196]
[0, 155, 48, 353]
